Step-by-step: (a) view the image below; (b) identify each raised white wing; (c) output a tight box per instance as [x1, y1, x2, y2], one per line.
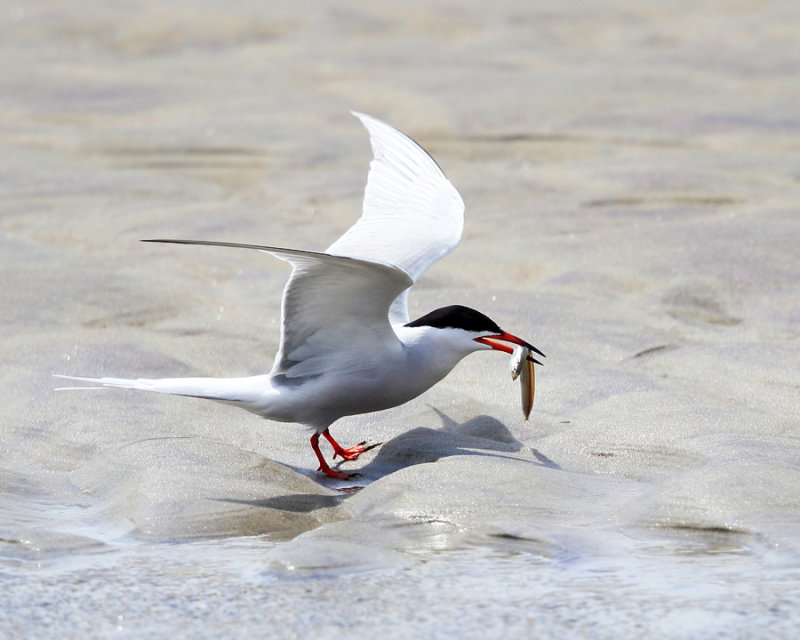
[326, 112, 465, 323]
[142, 240, 413, 380]
[142, 114, 461, 378]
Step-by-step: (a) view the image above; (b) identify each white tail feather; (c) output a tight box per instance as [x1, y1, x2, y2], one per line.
[53, 374, 268, 403]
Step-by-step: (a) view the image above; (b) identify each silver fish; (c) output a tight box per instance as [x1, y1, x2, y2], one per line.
[509, 346, 535, 420]
[520, 351, 534, 420]
[509, 345, 527, 381]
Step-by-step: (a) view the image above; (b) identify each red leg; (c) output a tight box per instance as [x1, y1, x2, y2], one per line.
[322, 429, 371, 461]
[310, 432, 353, 479]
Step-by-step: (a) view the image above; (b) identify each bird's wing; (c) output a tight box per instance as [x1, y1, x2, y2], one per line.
[142, 240, 413, 380]
[325, 112, 465, 323]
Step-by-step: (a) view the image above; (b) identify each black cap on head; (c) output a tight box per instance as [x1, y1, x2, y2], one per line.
[405, 305, 502, 334]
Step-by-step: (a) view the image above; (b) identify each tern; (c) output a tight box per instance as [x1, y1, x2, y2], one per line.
[57, 112, 544, 479]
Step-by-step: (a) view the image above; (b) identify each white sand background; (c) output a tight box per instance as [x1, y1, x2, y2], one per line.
[2, 1, 800, 637]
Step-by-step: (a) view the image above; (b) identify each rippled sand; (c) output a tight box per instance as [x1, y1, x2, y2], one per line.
[2, 1, 800, 637]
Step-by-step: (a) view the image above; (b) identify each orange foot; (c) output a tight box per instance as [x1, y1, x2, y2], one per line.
[309, 429, 381, 478]
[323, 429, 381, 461]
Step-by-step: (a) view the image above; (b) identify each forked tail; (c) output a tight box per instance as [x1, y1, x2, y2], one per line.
[53, 374, 267, 404]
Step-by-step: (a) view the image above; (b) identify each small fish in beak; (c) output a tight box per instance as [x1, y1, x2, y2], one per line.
[510, 345, 536, 420]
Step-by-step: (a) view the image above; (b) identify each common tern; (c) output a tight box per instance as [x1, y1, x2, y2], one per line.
[57, 112, 544, 479]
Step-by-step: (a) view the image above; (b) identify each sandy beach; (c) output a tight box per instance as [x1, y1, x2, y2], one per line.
[2, 1, 800, 637]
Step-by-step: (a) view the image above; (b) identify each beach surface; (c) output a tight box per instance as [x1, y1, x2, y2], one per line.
[2, 1, 800, 637]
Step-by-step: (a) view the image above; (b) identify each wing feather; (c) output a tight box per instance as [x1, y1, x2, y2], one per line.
[326, 112, 464, 322]
[142, 240, 412, 380]
[142, 113, 461, 380]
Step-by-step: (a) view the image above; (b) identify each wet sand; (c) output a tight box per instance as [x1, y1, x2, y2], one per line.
[2, 1, 800, 637]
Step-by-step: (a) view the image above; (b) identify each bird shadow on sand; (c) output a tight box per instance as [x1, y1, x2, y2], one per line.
[223, 408, 561, 513]
[346, 408, 558, 479]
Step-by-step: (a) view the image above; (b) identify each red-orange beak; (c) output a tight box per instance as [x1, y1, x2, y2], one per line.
[474, 332, 545, 365]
